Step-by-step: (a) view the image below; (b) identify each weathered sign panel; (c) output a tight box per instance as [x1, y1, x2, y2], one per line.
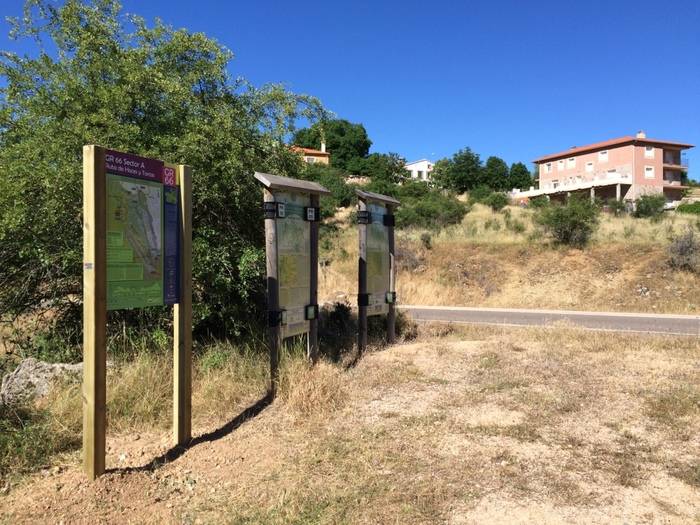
[276, 191, 311, 338]
[366, 201, 390, 316]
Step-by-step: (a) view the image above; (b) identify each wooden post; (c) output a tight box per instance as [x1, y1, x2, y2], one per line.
[173, 165, 192, 446]
[82, 145, 107, 480]
[357, 198, 368, 356]
[308, 194, 320, 364]
[264, 188, 281, 396]
[387, 203, 396, 344]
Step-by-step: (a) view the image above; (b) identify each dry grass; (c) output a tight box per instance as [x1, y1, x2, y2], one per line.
[3, 324, 698, 523]
[320, 204, 700, 314]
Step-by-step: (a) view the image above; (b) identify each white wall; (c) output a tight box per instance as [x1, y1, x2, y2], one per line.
[405, 160, 434, 181]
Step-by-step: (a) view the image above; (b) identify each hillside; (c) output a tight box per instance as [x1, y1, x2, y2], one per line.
[320, 204, 700, 314]
[2, 325, 698, 523]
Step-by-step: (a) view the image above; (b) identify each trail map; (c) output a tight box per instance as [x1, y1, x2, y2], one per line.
[276, 191, 311, 337]
[366, 202, 390, 316]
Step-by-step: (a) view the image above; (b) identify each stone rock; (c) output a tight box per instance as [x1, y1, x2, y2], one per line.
[0, 357, 82, 406]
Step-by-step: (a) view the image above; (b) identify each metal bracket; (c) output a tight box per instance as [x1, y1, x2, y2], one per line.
[264, 202, 280, 219]
[304, 304, 319, 320]
[385, 291, 397, 304]
[267, 310, 283, 327]
[357, 293, 370, 307]
[382, 214, 395, 227]
[304, 207, 320, 222]
[357, 211, 371, 224]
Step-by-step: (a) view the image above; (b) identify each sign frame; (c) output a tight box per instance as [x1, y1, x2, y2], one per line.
[356, 189, 400, 356]
[254, 172, 330, 396]
[82, 145, 192, 479]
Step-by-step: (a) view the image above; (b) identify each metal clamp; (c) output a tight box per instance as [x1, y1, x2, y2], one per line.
[357, 211, 371, 224]
[264, 202, 280, 219]
[357, 293, 370, 307]
[267, 310, 283, 327]
[304, 206, 320, 222]
[385, 291, 397, 304]
[382, 214, 395, 227]
[304, 304, 319, 320]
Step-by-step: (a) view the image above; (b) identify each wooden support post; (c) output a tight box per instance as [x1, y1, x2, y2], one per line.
[82, 145, 107, 480]
[264, 188, 281, 396]
[357, 198, 368, 356]
[387, 204, 396, 344]
[173, 165, 193, 446]
[308, 194, 320, 364]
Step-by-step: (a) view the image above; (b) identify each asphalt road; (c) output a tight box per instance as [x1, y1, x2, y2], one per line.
[399, 305, 700, 337]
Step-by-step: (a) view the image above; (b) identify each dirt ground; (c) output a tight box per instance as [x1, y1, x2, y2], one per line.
[2, 325, 699, 524]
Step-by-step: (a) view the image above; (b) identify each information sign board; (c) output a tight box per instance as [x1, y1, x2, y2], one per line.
[276, 191, 311, 337]
[105, 150, 179, 310]
[366, 202, 390, 316]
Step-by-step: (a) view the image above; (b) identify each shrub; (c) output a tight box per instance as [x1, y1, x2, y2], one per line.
[668, 228, 700, 273]
[676, 202, 700, 215]
[394, 182, 468, 229]
[606, 199, 627, 216]
[420, 233, 432, 250]
[301, 164, 355, 218]
[484, 192, 509, 212]
[634, 194, 666, 221]
[529, 196, 550, 209]
[535, 196, 599, 248]
[468, 185, 493, 204]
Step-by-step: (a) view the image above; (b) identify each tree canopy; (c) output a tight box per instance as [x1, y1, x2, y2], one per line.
[0, 0, 325, 348]
[292, 119, 371, 171]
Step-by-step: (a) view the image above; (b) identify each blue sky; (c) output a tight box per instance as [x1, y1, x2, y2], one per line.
[3, 0, 700, 170]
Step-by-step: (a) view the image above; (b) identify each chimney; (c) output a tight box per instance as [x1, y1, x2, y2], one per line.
[321, 141, 326, 153]
[636, 130, 646, 139]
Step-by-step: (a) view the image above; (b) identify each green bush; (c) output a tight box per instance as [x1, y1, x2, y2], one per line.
[301, 164, 355, 218]
[468, 185, 493, 204]
[606, 199, 627, 216]
[484, 192, 509, 212]
[528, 196, 550, 209]
[535, 196, 599, 248]
[634, 194, 666, 220]
[676, 202, 700, 215]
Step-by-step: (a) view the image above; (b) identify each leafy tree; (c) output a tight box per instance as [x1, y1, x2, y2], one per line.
[299, 164, 354, 218]
[356, 152, 407, 184]
[483, 156, 509, 191]
[0, 0, 325, 351]
[292, 119, 371, 171]
[432, 148, 484, 193]
[535, 196, 599, 248]
[484, 192, 509, 212]
[509, 162, 533, 191]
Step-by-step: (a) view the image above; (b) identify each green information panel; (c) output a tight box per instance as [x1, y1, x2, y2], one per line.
[276, 191, 311, 338]
[105, 151, 165, 310]
[366, 202, 390, 316]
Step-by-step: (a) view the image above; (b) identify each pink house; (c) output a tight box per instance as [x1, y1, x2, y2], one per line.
[512, 131, 693, 207]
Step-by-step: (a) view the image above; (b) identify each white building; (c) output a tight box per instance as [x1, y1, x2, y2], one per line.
[405, 159, 434, 181]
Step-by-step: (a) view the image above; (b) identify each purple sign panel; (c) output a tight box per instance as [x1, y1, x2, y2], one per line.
[105, 150, 163, 182]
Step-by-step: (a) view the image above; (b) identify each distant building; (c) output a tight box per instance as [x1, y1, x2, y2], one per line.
[512, 131, 693, 208]
[405, 159, 434, 181]
[291, 142, 330, 165]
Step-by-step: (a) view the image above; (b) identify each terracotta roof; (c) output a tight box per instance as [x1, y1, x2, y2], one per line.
[534, 136, 693, 164]
[290, 145, 330, 156]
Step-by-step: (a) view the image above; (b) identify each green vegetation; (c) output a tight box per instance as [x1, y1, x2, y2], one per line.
[634, 194, 666, 221]
[293, 119, 371, 172]
[676, 202, 700, 215]
[0, 0, 327, 351]
[534, 196, 599, 248]
[668, 228, 700, 273]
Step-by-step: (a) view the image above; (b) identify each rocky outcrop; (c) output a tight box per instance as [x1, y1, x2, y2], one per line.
[0, 358, 82, 406]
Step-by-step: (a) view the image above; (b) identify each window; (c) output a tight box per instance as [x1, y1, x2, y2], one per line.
[545, 163, 552, 173]
[598, 150, 608, 162]
[552, 180, 559, 188]
[644, 146, 654, 159]
[585, 162, 594, 173]
[567, 157, 576, 169]
[417, 170, 424, 179]
[644, 166, 655, 179]
[558, 160, 565, 171]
